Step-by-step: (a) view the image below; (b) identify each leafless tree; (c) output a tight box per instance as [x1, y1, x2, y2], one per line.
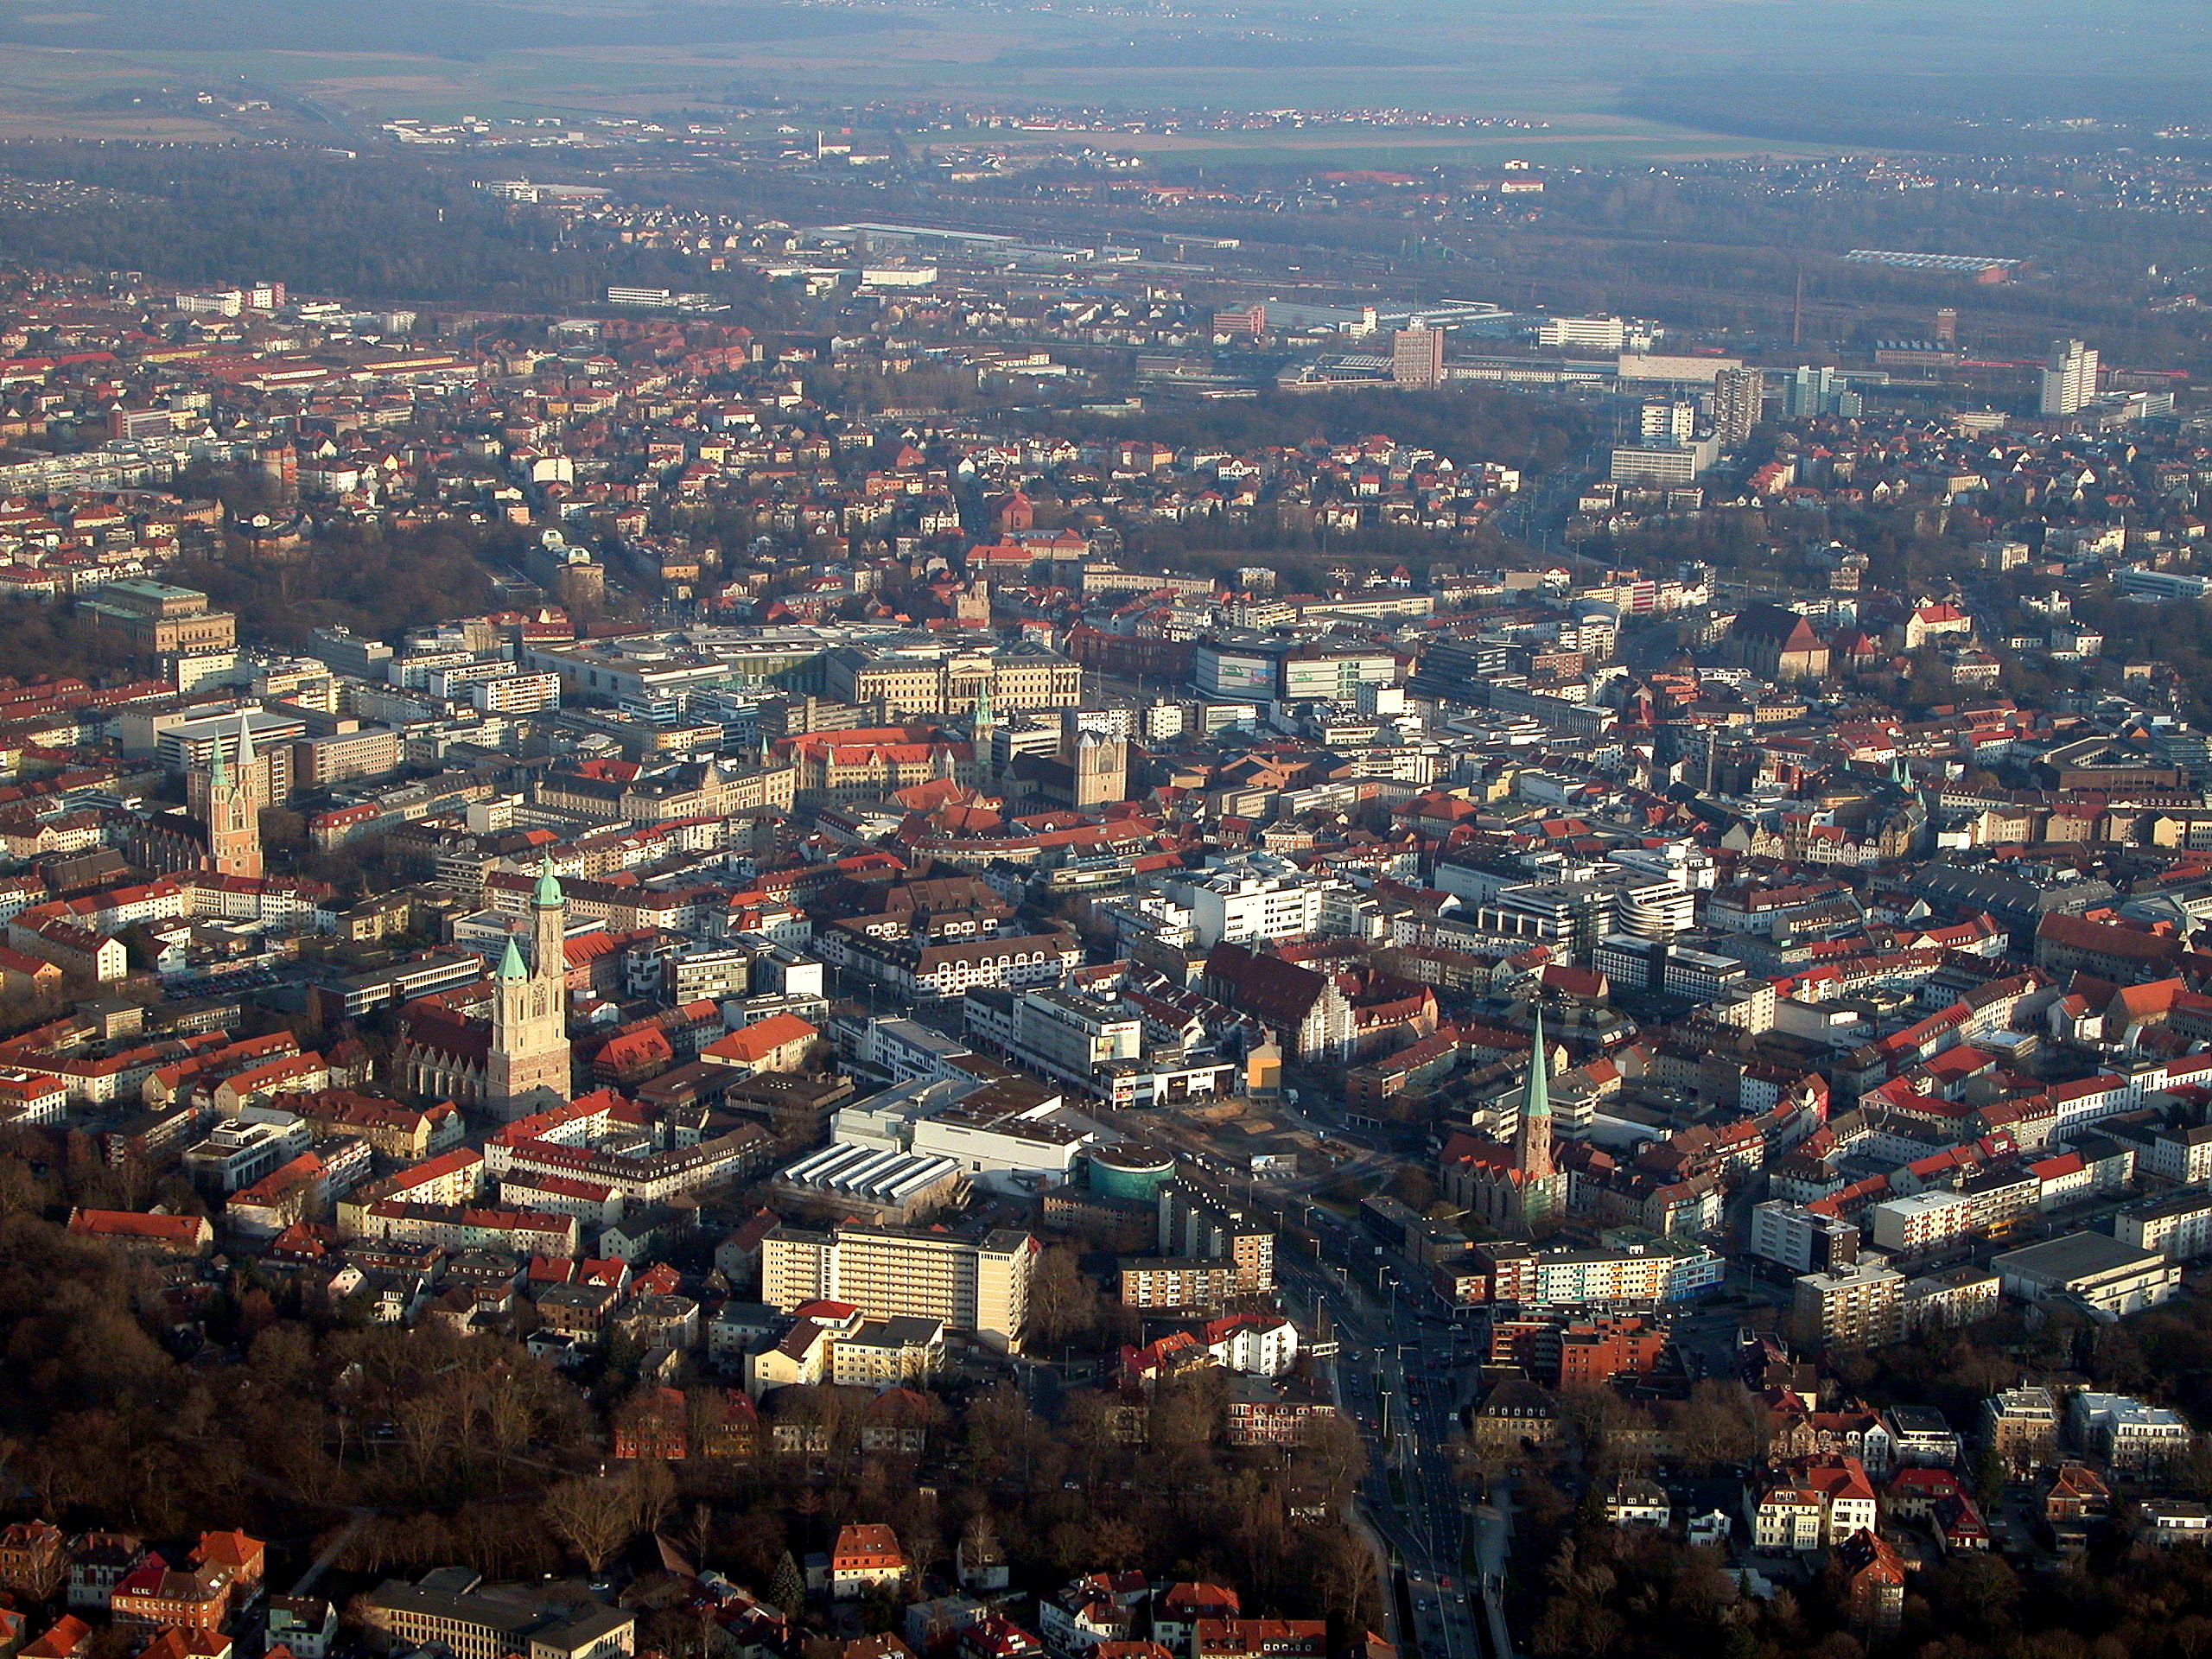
[542, 1469, 653, 1572]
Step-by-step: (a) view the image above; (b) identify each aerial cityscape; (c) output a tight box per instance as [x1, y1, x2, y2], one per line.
[0, 6, 2209, 1659]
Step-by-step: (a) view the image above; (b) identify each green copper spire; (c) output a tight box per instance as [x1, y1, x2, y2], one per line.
[534, 852, 563, 909]
[207, 727, 230, 791]
[1524, 1003, 1550, 1124]
[497, 935, 529, 981]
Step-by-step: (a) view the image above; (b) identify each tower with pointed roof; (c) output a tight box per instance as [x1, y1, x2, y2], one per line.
[1444, 1005, 1567, 1237]
[486, 855, 573, 1117]
[972, 678, 995, 757]
[1517, 1006, 1567, 1229]
[1515, 1006, 1558, 1200]
[202, 707, 263, 879]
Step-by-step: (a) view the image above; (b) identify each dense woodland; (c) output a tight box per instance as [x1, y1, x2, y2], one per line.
[0, 525, 521, 682]
[167, 521, 512, 651]
[0, 142, 778, 316]
[0, 596, 132, 684]
[1007, 386, 1593, 477]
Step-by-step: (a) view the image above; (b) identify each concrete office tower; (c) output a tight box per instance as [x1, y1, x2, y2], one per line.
[2040, 339, 2099, 416]
[1391, 326, 1445, 388]
[1710, 366, 1764, 448]
[1935, 307, 1959, 348]
[200, 707, 263, 880]
[487, 856, 574, 1117]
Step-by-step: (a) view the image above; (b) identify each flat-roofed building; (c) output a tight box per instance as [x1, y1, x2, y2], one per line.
[2116, 1190, 2212, 1261]
[84, 580, 236, 656]
[1869, 1190, 1977, 1255]
[822, 638, 1081, 716]
[1790, 1262, 1904, 1351]
[1981, 1385, 2061, 1473]
[760, 1221, 1034, 1352]
[2069, 1390, 2192, 1473]
[1993, 1232, 2181, 1319]
[359, 1572, 633, 1659]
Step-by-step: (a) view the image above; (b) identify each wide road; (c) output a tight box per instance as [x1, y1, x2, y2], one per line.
[1280, 1227, 1494, 1659]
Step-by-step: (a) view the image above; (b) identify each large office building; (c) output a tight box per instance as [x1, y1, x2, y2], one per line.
[84, 580, 237, 658]
[760, 1220, 1036, 1352]
[821, 638, 1081, 716]
[1171, 864, 1332, 949]
[1608, 436, 1720, 486]
[1537, 315, 1628, 352]
[1391, 326, 1445, 388]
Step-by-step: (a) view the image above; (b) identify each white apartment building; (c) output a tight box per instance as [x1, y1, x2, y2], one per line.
[0, 1066, 67, 1128]
[2117, 1191, 2212, 1262]
[1171, 865, 1332, 948]
[1208, 1315, 1300, 1376]
[1749, 1199, 1861, 1275]
[1605, 841, 1718, 892]
[761, 1221, 1036, 1352]
[2069, 1391, 2192, 1472]
[2039, 339, 2099, 416]
[1868, 1190, 1977, 1255]
[468, 672, 562, 715]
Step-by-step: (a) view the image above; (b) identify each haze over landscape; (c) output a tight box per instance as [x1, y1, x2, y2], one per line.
[0, 0, 2207, 147]
[3, 10, 2212, 1659]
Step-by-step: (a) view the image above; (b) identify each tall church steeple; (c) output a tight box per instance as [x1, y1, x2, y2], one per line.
[486, 853, 573, 1119]
[1516, 1004, 1554, 1182]
[202, 707, 263, 880]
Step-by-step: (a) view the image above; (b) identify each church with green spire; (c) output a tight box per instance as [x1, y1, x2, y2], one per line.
[1442, 1005, 1567, 1237]
[397, 853, 574, 1119]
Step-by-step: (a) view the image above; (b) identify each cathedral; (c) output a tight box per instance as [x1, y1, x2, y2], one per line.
[200, 708, 264, 879]
[132, 708, 266, 878]
[399, 858, 574, 1120]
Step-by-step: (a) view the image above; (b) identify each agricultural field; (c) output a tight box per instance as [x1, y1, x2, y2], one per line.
[0, 0, 2200, 155]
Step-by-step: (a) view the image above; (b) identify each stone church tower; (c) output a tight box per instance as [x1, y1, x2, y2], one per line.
[201, 708, 263, 880]
[1071, 730, 1128, 811]
[486, 857, 573, 1118]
